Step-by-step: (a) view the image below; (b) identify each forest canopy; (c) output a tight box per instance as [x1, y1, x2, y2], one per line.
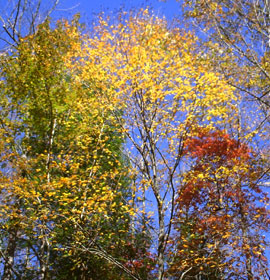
[0, 1, 269, 280]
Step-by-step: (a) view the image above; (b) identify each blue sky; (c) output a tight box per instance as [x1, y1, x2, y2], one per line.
[0, 0, 181, 50]
[56, 0, 181, 22]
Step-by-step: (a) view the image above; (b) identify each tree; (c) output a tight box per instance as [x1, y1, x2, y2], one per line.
[0, 0, 59, 48]
[1, 5, 269, 280]
[183, 0, 270, 108]
[0, 18, 139, 280]
[181, 0, 270, 157]
[78, 9, 238, 279]
[170, 129, 270, 280]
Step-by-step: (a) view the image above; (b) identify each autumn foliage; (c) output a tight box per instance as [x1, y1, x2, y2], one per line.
[0, 5, 269, 280]
[171, 129, 269, 279]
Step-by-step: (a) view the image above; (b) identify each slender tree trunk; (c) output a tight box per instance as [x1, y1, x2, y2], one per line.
[239, 202, 253, 280]
[40, 232, 51, 280]
[2, 225, 18, 280]
[157, 204, 166, 280]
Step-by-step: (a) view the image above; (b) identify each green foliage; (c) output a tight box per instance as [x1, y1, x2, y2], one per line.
[0, 18, 146, 280]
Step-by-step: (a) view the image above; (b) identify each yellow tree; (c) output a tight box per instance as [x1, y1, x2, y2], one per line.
[78, 9, 238, 279]
[0, 18, 137, 280]
[182, 0, 270, 107]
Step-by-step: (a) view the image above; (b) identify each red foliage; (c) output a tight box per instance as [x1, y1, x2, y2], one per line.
[170, 129, 270, 279]
[184, 129, 250, 163]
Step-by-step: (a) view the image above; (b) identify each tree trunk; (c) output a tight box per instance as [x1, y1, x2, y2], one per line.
[157, 204, 166, 280]
[2, 226, 18, 280]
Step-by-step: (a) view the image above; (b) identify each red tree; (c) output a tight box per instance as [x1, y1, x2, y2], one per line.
[170, 129, 270, 280]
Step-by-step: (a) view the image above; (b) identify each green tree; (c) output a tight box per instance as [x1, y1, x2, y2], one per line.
[0, 18, 141, 280]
